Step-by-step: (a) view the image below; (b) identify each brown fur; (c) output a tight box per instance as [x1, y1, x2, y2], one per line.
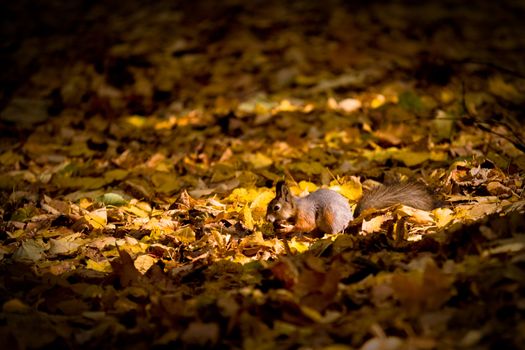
[267, 182, 353, 234]
[294, 208, 317, 232]
[317, 208, 336, 234]
[267, 181, 435, 235]
[354, 182, 435, 216]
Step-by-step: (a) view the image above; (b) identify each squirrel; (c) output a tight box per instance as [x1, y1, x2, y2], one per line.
[266, 180, 435, 235]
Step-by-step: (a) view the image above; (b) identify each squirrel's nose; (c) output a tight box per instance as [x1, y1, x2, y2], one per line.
[266, 214, 275, 223]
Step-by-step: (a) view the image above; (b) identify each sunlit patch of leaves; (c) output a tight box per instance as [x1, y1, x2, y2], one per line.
[1, 0, 525, 348]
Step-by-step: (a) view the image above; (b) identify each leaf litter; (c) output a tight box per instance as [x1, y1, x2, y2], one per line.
[1, 0, 525, 349]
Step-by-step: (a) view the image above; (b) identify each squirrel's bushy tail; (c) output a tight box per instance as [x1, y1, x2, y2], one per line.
[354, 182, 435, 216]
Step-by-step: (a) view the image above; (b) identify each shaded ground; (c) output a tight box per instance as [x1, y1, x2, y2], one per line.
[1, 0, 525, 349]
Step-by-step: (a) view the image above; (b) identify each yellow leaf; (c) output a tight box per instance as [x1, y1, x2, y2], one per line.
[134, 254, 157, 274]
[173, 227, 195, 244]
[243, 152, 273, 169]
[210, 163, 236, 182]
[151, 172, 182, 194]
[79, 197, 93, 209]
[330, 178, 362, 201]
[3, 299, 31, 313]
[6, 229, 24, 239]
[232, 253, 254, 264]
[300, 305, 323, 322]
[135, 201, 152, 212]
[464, 92, 492, 115]
[0, 150, 23, 166]
[295, 74, 318, 85]
[392, 150, 430, 167]
[361, 214, 391, 234]
[227, 188, 259, 204]
[243, 205, 254, 230]
[289, 161, 325, 175]
[327, 97, 338, 110]
[249, 190, 275, 221]
[396, 206, 434, 224]
[489, 75, 521, 101]
[433, 208, 454, 228]
[298, 181, 318, 193]
[86, 259, 111, 272]
[240, 231, 273, 249]
[52, 176, 107, 190]
[370, 94, 386, 109]
[430, 150, 448, 162]
[432, 110, 455, 141]
[126, 115, 147, 128]
[288, 237, 310, 253]
[455, 203, 500, 221]
[254, 102, 273, 115]
[273, 320, 299, 335]
[439, 88, 455, 104]
[48, 233, 83, 255]
[303, 103, 315, 113]
[276, 99, 299, 112]
[104, 169, 128, 181]
[84, 208, 107, 229]
[123, 204, 150, 218]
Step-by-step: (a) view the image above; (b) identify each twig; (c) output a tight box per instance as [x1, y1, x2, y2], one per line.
[282, 235, 293, 256]
[460, 80, 525, 154]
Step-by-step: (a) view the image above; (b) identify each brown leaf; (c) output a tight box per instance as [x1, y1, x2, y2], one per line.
[181, 322, 220, 346]
[391, 260, 455, 313]
[110, 248, 142, 287]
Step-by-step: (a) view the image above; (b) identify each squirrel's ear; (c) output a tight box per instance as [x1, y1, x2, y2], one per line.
[275, 180, 286, 195]
[276, 180, 292, 199]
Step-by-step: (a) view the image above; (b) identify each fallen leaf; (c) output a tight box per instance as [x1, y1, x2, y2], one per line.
[97, 193, 128, 206]
[360, 337, 404, 350]
[338, 98, 362, 113]
[180, 322, 220, 346]
[134, 254, 157, 274]
[48, 233, 83, 256]
[84, 207, 107, 229]
[3, 299, 31, 314]
[12, 240, 47, 262]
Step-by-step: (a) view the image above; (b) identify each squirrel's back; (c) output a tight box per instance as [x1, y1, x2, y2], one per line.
[354, 182, 435, 216]
[296, 189, 353, 234]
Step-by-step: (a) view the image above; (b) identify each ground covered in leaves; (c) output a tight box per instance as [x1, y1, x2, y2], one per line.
[1, 0, 525, 349]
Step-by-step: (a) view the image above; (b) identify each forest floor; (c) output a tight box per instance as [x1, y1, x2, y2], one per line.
[1, 0, 525, 349]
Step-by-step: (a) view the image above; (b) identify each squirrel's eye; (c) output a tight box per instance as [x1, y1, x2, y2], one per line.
[273, 204, 281, 211]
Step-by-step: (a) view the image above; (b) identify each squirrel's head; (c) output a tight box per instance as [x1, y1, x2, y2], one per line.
[266, 180, 296, 233]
